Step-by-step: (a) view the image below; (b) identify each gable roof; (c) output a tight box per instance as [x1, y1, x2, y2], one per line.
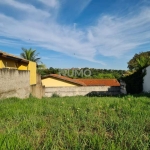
[73, 79, 120, 86]
[42, 74, 120, 87]
[42, 74, 86, 86]
[0, 50, 29, 63]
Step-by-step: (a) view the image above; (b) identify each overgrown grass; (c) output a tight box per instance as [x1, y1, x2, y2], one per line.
[0, 95, 150, 149]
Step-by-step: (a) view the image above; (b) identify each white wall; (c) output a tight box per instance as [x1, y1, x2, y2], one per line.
[143, 66, 150, 92]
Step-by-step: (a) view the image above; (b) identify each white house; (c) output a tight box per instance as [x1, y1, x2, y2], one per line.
[143, 66, 150, 92]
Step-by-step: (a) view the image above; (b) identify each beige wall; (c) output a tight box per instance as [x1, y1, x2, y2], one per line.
[30, 74, 45, 99]
[44, 86, 120, 97]
[143, 66, 150, 92]
[42, 77, 79, 87]
[0, 69, 30, 99]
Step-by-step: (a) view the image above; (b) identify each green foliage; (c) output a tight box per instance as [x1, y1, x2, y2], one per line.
[37, 63, 47, 69]
[0, 96, 150, 149]
[51, 93, 60, 98]
[136, 55, 150, 70]
[37, 67, 59, 76]
[97, 73, 115, 79]
[123, 51, 150, 94]
[38, 67, 125, 79]
[122, 69, 146, 94]
[128, 51, 150, 70]
[20, 48, 41, 63]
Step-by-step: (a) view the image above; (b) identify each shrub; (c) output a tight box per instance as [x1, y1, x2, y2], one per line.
[51, 93, 60, 98]
[122, 69, 146, 94]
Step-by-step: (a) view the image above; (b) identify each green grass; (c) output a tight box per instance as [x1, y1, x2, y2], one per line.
[0, 95, 150, 150]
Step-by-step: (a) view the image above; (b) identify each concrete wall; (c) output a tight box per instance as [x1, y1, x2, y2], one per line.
[18, 61, 37, 85]
[120, 80, 127, 94]
[0, 69, 30, 99]
[143, 66, 150, 92]
[42, 77, 79, 87]
[45, 86, 120, 97]
[0, 56, 37, 85]
[30, 74, 45, 99]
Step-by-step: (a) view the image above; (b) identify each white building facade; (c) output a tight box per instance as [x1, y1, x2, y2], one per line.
[143, 66, 150, 92]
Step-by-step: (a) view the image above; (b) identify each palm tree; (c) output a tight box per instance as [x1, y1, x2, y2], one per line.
[20, 48, 41, 63]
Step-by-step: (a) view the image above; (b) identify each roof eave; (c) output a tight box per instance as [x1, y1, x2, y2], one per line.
[0, 52, 29, 64]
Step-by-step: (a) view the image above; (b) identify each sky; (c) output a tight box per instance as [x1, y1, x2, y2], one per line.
[0, 0, 150, 70]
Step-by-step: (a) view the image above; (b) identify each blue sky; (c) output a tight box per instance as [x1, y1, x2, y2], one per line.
[0, 0, 150, 69]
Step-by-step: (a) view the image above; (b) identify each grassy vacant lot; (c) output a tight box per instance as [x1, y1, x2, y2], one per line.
[0, 95, 150, 150]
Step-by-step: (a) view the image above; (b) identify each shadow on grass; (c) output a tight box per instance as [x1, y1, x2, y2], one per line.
[85, 92, 150, 98]
[128, 92, 150, 98]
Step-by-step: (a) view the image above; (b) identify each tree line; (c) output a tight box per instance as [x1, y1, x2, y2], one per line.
[20, 48, 150, 81]
[37, 67, 126, 79]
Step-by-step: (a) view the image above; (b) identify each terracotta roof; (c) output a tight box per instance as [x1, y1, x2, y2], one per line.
[42, 74, 86, 86]
[42, 74, 120, 87]
[73, 79, 120, 86]
[0, 50, 29, 63]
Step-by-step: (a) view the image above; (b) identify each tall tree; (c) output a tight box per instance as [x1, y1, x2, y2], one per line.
[20, 48, 41, 63]
[136, 55, 150, 70]
[128, 51, 150, 70]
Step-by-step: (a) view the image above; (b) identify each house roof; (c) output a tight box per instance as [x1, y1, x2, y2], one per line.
[42, 74, 86, 86]
[42, 74, 120, 86]
[73, 79, 120, 86]
[0, 50, 29, 64]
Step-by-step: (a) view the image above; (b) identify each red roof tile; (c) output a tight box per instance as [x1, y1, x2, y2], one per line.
[42, 74, 120, 86]
[73, 79, 120, 86]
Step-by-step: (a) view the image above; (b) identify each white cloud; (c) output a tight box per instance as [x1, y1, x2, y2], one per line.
[0, 0, 50, 19]
[38, 0, 59, 8]
[76, 0, 92, 15]
[88, 8, 150, 57]
[0, 0, 150, 65]
[41, 55, 62, 60]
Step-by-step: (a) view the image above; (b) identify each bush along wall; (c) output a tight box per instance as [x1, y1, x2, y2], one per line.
[122, 69, 146, 94]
